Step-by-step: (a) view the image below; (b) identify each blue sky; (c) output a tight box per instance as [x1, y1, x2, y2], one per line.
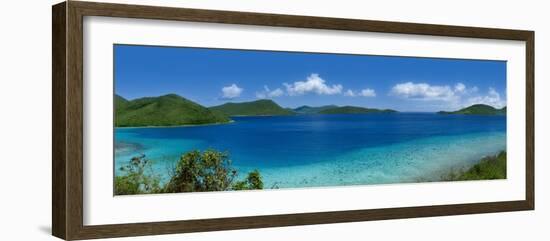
[114, 44, 506, 112]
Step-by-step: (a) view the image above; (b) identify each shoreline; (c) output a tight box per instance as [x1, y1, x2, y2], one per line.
[227, 132, 506, 187]
[437, 150, 507, 181]
[229, 114, 293, 117]
[115, 119, 235, 129]
[115, 112, 506, 129]
[115, 127, 506, 188]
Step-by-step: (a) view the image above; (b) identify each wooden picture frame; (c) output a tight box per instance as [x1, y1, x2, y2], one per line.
[52, 1, 534, 240]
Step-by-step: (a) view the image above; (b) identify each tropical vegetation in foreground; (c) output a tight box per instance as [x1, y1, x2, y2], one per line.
[442, 151, 506, 181]
[115, 148, 506, 195]
[115, 149, 263, 195]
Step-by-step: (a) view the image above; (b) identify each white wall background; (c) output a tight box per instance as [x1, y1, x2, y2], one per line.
[0, 0, 547, 240]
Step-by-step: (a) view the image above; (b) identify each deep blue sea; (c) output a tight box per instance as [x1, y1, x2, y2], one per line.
[115, 113, 506, 188]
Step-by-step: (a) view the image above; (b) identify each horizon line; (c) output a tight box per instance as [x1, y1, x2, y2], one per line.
[115, 93, 506, 113]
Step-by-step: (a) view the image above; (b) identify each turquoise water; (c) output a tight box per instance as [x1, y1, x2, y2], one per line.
[114, 113, 506, 188]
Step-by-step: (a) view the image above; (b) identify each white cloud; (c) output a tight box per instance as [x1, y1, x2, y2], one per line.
[345, 88, 376, 97]
[284, 73, 343, 96]
[390, 82, 456, 101]
[465, 88, 506, 108]
[256, 85, 284, 99]
[390, 81, 505, 109]
[269, 88, 284, 97]
[221, 84, 243, 99]
[344, 89, 355, 97]
[454, 83, 466, 93]
[359, 88, 376, 97]
[455, 82, 479, 95]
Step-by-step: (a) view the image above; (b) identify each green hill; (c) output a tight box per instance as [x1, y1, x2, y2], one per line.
[438, 104, 506, 115]
[115, 95, 130, 116]
[293, 105, 338, 114]
[115, 94, 231, 127]
[318, 106, 397, 114]
[209, 99, 294, 116]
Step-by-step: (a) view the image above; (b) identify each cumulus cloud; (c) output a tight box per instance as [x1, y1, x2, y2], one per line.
[390, 82, 456, 101]
[268, 88, 284, 97]
[284, 73, 343, 96]
[455, 82, 479, 95]
[359, 88, 376, 97]
[256, 85, 284, 99]
[390, 81, 505, 109]
[465, 88, 506, 108]
[454, 83, 466, 93]
[344, 89, 356, 97]
[221, 84, 243, 99]
[345, 88, 376, 97]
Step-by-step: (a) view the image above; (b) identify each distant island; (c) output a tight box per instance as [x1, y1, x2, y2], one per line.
[438, 104, 506, 115]
[292, 105, 396, 115]
[115, 94, 230, 127]
[318, 106, 397, 114]
[115, 94, 505, 128]
[209, 99, 295, 116]
[114, 93, 398, 127]
[208, 100, 398, 116]
[293, 105, 338, 114]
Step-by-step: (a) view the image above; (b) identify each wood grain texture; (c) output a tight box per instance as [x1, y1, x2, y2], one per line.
[66, 2, 85, 240]
[72, 1, 533, 40]
[52, 2, 67, 239]
[525, 32, 535, 209]
[73, 201, 530, 240]
[51, 1, 535, 240]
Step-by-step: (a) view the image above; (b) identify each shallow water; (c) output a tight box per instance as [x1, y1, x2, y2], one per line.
[114, 113, 506, 188]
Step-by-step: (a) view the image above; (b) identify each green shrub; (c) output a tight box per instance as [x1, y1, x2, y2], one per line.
[164, 150, 238, 193]
[442, 151, 506, 181]
[233, 169, 264, 190]
[114, 154, 161, 195]
[115, 149, 265, 195]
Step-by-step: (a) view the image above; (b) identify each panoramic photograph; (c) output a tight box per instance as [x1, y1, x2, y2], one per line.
[113, 44, 507, 195]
